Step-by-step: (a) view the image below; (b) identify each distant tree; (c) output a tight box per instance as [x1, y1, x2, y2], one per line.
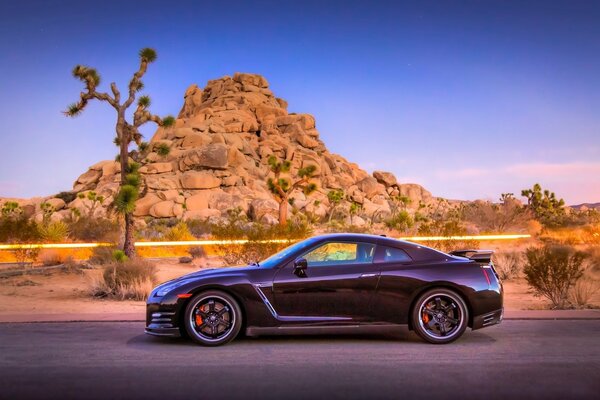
[267, 156, 317, 225]
[349, 202, 362, 225]
[389, 195, 411, 217]
[64, 48, 174, 257]
[521, 184, 566, 227]
[78, 191, 105, 218]
[326, 189, 344, 223]
[463, 193, 531, 233]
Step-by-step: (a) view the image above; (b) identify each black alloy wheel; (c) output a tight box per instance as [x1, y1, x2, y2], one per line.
[184, 290, 242, 346]
[411, 288, 468, 344]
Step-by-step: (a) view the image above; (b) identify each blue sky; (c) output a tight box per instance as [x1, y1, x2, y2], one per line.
[0, 0, 598, 204]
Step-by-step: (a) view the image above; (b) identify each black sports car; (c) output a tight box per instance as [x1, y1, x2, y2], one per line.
[146, 233, 503, 346]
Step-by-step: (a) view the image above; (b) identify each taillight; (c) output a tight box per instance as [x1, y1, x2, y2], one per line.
[481, 266, 491, 286]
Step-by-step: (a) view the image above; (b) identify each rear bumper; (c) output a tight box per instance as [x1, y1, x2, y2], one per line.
[472, 308, 503, 330]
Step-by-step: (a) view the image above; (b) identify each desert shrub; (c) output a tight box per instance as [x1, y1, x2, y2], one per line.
[38, 221, 69, 242]
[12, 247, 41, 265]
[463, 194, 532, 233]
[493, 251, 522, 280]
[0, 216, 41, 242]
[54, 191, 77, 204]
[164, 221, 195, 241]
[569, 278, 599, 308]
[523, 244, 587, 308]
[68, 217, 120, 242]
[156, 143, 171, 157]
[189, 246, 206, 259]
[136, 218, 179, 240]
[89, 246, 120, 265]
[112, 249, 128, 263]
[186, 219, 212, 237]
[385, 210, 414, 232]
[38, 249, 70, 266]
[92, 258, 157, 300]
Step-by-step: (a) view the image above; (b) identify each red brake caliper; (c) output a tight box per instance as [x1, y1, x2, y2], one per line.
[195, 306, 204, 326]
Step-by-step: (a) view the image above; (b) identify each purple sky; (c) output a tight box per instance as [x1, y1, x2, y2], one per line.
[0, 0, 599, 204]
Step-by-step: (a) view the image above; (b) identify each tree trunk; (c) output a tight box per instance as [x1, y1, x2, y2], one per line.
[123, 212, 136, 258]
[278, 199, 288, 226]
[116, 118, 135, 257]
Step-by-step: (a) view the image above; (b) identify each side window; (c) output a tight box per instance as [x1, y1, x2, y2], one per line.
[303, 242, 375, 267]
[379, 246, 412, 263]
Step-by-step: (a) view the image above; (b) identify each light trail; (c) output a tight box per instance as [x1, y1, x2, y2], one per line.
[0, 234, 531, 250]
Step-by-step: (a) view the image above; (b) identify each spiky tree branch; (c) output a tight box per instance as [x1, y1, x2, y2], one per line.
[64, 47, 174, 257]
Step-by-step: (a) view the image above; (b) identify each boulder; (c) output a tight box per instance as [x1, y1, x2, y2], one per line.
[179, 144, 229, 170]
[101, 162, 120, 177]
[75, 169, 101, 186]
[181, 133, 212, 148]
[180, 171, 221, 189]
[209, 192, 247, 212]
[373, 171, 398, 187]
[134, 194, 162, 216]
[357, 177, 386, 198]
[249, 198, 279, 221]
[233, 72, 269, 88]
[45, 198, 66, 211]
[149, 200, 176, 218]
[186, 191, 215, 211]
[145, 175, 180, 190]
[140, 162, 173, 174]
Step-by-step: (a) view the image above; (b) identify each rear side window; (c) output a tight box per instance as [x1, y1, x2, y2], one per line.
[378, 246, 412, 263]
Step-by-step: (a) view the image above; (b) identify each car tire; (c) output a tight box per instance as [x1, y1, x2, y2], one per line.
[184, 290, 242, 346]
[411, 288, 468, 344]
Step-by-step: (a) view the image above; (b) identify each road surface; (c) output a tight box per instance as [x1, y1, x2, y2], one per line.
[0, 320, 599, 399]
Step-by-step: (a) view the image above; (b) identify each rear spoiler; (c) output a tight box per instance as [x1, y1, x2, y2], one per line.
[449, 249, 494, 264]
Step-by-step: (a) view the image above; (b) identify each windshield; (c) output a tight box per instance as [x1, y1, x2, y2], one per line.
[258, 237, 319, 268]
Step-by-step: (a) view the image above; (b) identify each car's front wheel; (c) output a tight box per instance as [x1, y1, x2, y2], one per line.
[411, 288, 468, 344]
[184, 290, 242, 346]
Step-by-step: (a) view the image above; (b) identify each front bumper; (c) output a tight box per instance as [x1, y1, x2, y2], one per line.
[145, 302, 181, 337]
[472, 308, 503, 330]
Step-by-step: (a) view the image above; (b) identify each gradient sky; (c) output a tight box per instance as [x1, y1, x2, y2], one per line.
[1, 0, 599, 204]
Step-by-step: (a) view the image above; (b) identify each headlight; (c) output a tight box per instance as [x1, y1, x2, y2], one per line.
[156, 280, 189, 297]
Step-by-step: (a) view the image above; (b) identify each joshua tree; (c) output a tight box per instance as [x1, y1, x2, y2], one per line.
[521, 183, 566, 227]
[78, 191, 105, 218]
[64, 48, 174, 257]
[326, 189, 344, 223]
[267, 156, 317, 225]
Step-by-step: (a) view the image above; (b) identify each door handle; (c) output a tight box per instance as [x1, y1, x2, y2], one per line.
[359, 273, 377, 278]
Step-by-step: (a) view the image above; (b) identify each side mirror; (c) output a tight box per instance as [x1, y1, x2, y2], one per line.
[293, 258, 308, 276]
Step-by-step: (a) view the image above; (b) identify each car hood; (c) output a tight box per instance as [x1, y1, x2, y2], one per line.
[170, 265, 256, 283]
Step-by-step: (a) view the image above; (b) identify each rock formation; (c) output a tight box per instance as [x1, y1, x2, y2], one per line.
[7, 73, 434, 225]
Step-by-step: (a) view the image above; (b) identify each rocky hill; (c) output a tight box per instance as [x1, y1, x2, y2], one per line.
[7, 73, 434, 226]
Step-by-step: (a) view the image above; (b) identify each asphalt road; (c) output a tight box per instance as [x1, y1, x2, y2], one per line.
[0, 320, 599, 400]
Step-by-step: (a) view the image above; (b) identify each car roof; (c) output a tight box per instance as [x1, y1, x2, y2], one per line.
[311, 233, 450, 262]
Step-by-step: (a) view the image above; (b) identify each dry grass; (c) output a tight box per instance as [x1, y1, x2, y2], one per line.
[569, 278, 600, 308]
[89, 258, 157, 301]
[493, 251, 523, 280]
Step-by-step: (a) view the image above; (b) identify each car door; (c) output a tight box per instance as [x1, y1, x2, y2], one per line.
[271, 241, 380, 323]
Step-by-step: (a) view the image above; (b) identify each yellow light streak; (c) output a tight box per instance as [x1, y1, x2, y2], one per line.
[0, 234, 531, 250]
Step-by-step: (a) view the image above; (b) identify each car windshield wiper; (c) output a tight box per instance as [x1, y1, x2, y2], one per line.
[250, 261, 260, 267]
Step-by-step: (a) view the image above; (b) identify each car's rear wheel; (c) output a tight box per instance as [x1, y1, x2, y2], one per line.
[184, 290, 242, 346]
[411, 288, 468, 344]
